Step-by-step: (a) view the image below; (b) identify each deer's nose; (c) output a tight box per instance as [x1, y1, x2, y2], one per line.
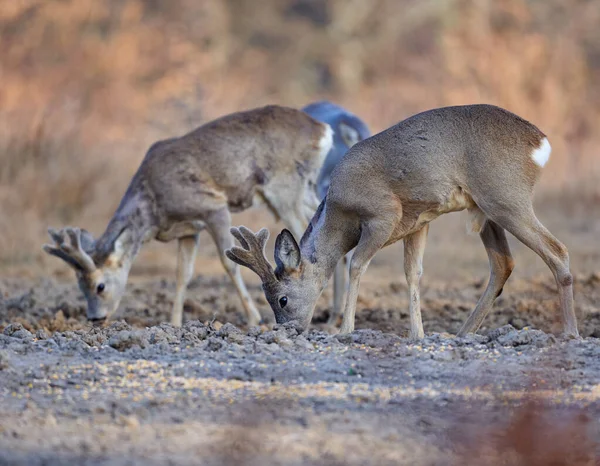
[88, 316, 107, 326]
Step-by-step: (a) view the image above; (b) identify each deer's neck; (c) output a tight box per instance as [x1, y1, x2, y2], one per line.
[96, 185, 157, 261]
[301, 202, 359, 289]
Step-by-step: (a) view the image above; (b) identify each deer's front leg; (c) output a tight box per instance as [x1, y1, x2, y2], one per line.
[339, 220, 393, 334]
[172, 234, 200, 327]
[206, 208, 262, 327]
[403, 225, 429, 340]
[330, 258, 346, 325]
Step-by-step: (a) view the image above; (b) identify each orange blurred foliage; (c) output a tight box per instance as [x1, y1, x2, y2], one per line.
[1, 0, 599, 267]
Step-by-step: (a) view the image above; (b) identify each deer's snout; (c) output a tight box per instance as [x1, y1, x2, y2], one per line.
[88, 316, 107, 327]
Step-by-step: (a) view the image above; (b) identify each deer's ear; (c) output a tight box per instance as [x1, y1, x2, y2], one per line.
[79, 229, 96, 251]
[339, 122, 360, 148]
[274, 229, 301, 274]
[107, 228, 133, 264]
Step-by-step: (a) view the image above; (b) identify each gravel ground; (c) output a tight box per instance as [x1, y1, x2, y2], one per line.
[1, 314, 599, 465]
[1, 204, 600, 464]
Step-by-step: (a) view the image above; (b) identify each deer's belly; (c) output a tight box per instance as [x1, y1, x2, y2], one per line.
[156, 221, 206, 242]
[412, 186, 476, 232]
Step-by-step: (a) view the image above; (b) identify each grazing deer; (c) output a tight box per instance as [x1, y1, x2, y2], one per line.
[227, 104, 580, 339]
[301, 101, 371, 324]
[43, 105, 333, 327]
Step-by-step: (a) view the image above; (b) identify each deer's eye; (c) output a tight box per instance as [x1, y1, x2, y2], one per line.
[279, 296, 288, 308]
[97, 283, 105, 294]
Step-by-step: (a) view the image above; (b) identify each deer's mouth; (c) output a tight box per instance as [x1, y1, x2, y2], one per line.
[88, 316, 107, 327]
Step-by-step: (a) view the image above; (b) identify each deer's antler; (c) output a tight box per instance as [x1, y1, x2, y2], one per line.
[226, 226, 276, 283]
[43, 227, 96, 273]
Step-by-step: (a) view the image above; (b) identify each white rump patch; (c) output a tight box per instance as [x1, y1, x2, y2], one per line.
[318, 123, 334, 165]
[531, 137, 551, 168]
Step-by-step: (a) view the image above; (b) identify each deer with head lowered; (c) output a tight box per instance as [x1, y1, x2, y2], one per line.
[301, 101, 371, 324]
[227, 104, 580, 339]
[43, 105, 333, 327]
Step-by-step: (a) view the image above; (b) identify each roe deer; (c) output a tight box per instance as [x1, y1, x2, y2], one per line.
[43, 105, 333, 327]
[226, 104, 579, 339]
[301, 101, 371, 324]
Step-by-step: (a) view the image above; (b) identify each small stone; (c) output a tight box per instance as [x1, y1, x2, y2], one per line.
[206, 337, 224, 351]
[486, 325, 516, 342]
[227, 333, 245, 344]
[120, 415, 140, 430]
[509, 318, 527, 330]
[455, 333, 489, 346]
[108, 330, 148, 351]
[149, 328, 178, 345]
[494, 328, 556, 348]
[217, 323, 242, 338]
[432, 350, 455, 362]
[3, 324, 33, 341]
[259, 324, 270, 333]
[0, 350, 11, 370]
[389, 282, 405, 293]
[247, 326, 262, 338]
[334, 333, 353, 344]
[273, 320, 304, 337]
[45, 414, 57, 427]
[259, 331, 276, 344]
[294, 336, 315, 351]
[182, 325, 208, 342]
[497, 329, 531, 347]
[107, 321, 132, 332]
[82, 330, 107, 347]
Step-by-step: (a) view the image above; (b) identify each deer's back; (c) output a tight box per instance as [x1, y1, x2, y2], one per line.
[328, 104, 548, 216]
[138, 105, 327, 215]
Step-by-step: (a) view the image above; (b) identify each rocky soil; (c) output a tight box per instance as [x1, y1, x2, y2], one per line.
[1, 206, 600, 465]
[1, 298, 599, 464]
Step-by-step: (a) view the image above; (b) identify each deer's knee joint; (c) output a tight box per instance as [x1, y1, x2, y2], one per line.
[558, 271, 573, 287]
[416, 264, 423, 279]
[348, 260, 365, 278]
[405, 265, 423, 284]
[506, 256, 515, 274]
[499, 257, 514, 281]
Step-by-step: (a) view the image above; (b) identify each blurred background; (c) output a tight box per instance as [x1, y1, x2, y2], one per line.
[1, 0, 599, 277]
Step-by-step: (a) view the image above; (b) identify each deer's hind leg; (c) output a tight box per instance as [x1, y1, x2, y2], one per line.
[480, 202, 578, 337]
[205, 207, 262, 327]
[172, 234, 200, 327]
[457, 217, 514, 336]
[260, 180, 309, 240]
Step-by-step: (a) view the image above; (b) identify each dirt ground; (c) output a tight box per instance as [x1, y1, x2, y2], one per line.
[1, 199, 600, 465]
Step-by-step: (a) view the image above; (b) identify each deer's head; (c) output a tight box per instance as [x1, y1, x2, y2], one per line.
[226, 226, 321, 331]
[43, 227, 133, 323]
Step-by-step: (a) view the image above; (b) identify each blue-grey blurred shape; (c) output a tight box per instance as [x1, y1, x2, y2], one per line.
[302, 101, 371, 199]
